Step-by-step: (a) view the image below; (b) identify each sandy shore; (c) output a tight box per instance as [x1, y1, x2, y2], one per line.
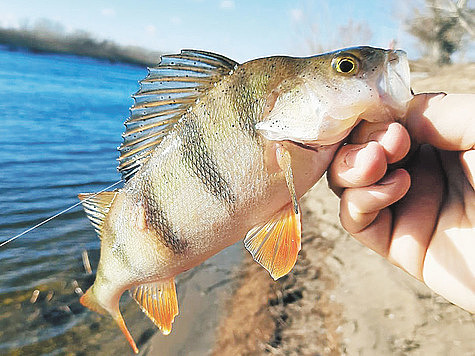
[210, 64, 475, 355]
[211, 180, 475, 355]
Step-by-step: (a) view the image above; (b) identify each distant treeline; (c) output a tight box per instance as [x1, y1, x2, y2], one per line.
[0, 25, 161, 67]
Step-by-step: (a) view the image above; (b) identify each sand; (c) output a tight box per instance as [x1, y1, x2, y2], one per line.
[212, 180, 475, 356]
[210, 64, 475, 356]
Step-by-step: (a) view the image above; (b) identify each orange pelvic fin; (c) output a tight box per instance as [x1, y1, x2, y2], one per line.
[129, 279, 179, 335]
[244, 203, 302, 280]
[80, 287, 138, 354]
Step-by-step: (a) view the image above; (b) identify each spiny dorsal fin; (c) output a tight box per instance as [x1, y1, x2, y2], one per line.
[244, 203, 302, 280]
[78, 191, 118, 238]
[129, 279, 179, 335]
[118, 50, 238, 181]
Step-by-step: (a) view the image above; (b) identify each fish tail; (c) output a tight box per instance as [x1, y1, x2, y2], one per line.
[79, 287, 108, 315]
[81, 287, 139, 354]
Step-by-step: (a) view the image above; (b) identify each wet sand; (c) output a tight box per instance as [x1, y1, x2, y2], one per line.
[209, 64, 475, 355]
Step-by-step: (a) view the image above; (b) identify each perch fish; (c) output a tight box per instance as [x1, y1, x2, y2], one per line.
[78, 47, 412, 353]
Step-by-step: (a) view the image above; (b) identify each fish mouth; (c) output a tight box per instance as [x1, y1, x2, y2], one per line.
[287, 137, 346, 151]
[376, 50, 413, 118]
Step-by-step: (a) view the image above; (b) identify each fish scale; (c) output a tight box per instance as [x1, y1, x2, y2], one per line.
[78, 47, 413, 353]
[177, 116, 237, 207]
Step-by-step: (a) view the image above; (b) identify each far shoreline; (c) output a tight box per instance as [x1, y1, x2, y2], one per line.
[0, 26, 161, 67]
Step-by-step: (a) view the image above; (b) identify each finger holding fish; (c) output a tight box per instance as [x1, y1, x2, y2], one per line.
[328, 120, 412, 253]
[350, 121, 411, 163]
[328, 141, 388, 195]
[339, 169, 411, 235]
[328, 122, 411, 194]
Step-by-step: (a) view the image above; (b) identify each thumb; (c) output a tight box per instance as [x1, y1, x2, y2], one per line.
[403, 93, 475, 151]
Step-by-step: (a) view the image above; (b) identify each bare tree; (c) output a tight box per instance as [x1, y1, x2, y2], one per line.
[406, 0, 474, 64]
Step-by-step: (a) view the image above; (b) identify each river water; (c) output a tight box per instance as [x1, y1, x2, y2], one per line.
[0, 47, 242, 355]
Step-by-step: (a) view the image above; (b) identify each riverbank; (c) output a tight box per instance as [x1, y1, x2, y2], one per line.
[0, 26, 160, 67]
[211, 179, 475, 355]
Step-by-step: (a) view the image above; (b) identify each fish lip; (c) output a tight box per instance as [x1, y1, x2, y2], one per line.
[285, 138, 343, 152]
[282, 139, 322, 152]
[376, 49, 413, 118]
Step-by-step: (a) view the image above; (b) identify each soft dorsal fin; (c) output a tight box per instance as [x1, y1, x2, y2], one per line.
[78, 191, 118, 238]
[118, 50, 238, 181]
[129, 279, 179, 335]
[244, 203, 302, 280]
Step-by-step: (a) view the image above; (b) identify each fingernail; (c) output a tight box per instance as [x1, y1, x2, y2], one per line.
[378, 170, 398, 186]
[427, 92, 447, 105]
[344, 146, 361, 167]
[344, 143, 377, 169]
[368, 123, 399, 148]
[368, 129, 386, 143]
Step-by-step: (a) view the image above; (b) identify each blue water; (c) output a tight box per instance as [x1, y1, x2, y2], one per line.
[0, 48, 242, 355]
[0, 48, 140, 269]
[0, 47, 145, 353]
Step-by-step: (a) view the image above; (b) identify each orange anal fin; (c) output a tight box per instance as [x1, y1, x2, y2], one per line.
[80, 287, 108, 315]
[129, 279, 179, 335]
[244, 203, 302, 280]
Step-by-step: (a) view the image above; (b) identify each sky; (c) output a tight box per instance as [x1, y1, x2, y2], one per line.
[0, 0, 443, 63]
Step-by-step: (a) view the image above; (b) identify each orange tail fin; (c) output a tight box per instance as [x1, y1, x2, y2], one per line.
[81, 287, 139, 354]
[113, 313, 139, 354]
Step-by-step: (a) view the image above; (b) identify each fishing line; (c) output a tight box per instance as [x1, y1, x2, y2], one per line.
[0, 179, 123, 248]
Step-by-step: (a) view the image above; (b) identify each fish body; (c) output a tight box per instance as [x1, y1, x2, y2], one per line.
[78, 47, 412, 352]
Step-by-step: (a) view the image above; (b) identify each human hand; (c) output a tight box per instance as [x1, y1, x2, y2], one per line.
[327, 93, 475, 313]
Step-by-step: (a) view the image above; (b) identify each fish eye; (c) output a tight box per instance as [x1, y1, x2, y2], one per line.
[333, 56, 359, 75]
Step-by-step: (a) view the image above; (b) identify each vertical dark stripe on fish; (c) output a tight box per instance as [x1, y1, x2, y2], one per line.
[231, 72, 260, 138]
[143, 192, 187, 253]
[237, 93, 259, 137]
[111, 242, 136, 270]
[178, 116, 236, 207]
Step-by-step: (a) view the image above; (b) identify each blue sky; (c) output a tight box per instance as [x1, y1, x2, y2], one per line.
[0, 0, 429, 62]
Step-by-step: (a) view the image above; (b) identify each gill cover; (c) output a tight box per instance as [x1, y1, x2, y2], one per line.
[256, 80, 362, 145]
[256, 48, 413, 145]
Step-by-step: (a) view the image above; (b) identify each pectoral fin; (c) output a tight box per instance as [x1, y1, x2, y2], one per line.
[129, 279, 179, 335]
[244, 203, 301, 280]
[276, 145, 298, 214]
